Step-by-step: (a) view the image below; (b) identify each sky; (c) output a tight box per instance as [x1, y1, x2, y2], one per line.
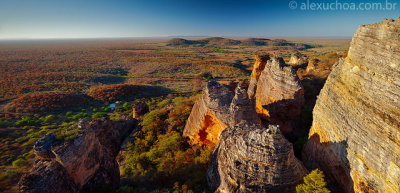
[0, 0, 399, 39]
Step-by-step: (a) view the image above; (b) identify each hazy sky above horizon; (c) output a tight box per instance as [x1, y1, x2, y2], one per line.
[0, 0, 399, 39]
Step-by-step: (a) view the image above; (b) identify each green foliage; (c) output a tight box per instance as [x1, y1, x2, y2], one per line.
[200, 72, 213, 81]
[12, 158, 27, 168]
[102, 106, 112, 112]
[0, 118, 13, 128]
[296, 169, 330, 193]
[57, 128, 80, 141]
[157, 99, 172, 108]
[71, 112, 88, 120]
[92, 112, 108, 119]
[122, 96, 208, 192]
[116, 186, 135, 193]
[122, 102, 132, 111]
[16, 116, 41, 127]
[40, 114, 57, 125]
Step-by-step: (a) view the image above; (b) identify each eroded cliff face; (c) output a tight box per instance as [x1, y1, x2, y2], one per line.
[184, 55, 305, 147]
[207, 121, 307, 193]
[19, 117, 137, 193]
[254, 57, 304, 133]
[183, 81, 259, 146]
[303, 18, 400, 193]
[248, 55, 270, 99]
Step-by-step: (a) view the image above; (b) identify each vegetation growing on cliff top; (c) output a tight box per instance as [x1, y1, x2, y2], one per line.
[120, 96, 212, 192]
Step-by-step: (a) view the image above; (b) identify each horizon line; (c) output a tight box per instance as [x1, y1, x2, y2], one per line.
[0, 35, 353, 41]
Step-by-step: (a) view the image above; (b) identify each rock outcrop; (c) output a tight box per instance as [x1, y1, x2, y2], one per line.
[132, 102, 149, 118]
[183, 81, 260, 146]
[207, 121, 307, 192]
[303, 18, 400, 193]
[306, 58, 320, 72]
[254, 57, 304, 133]
[19, 117, 137, 193]
[289, 52, 308, 66]
[184, 54, 305, 145]
[248, 54, 270, 99]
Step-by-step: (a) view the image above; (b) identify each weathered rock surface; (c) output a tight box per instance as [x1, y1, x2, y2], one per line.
[19, 161, 78, 193]
[33, 133, 56, 160]
[183, 81, 260, 146]
[303, 18, 400, 193]
[248, 55, 270, 99]
[207, 121, 307, 193]
[306, 58, 320, 72]
[289, 52, 308, 66]
[254, 57, 304, 133]
[19, 117, 137, 193]
[132, 102, 149, 118]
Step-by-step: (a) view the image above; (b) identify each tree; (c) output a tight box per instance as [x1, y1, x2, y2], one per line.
[296, 169, 330, 193]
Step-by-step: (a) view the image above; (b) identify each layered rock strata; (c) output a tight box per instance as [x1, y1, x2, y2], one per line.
[248, 55, 270, 99]
[254, 57, 304, 133]
[207, 121, 307, 192]
[303, 18, 400, 193]
[183, 81, 259, 146]
[19, 117, 137, 193]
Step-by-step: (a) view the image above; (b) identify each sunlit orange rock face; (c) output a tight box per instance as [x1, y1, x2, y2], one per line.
[184, 55, 305, 147]
[253, 57, 304, 133]
[303, 18, 400, 193]
[247, 54, 270, 99]
[183, 81, 260, 147]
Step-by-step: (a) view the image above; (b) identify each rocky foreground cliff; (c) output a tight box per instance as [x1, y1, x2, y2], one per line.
[18, 117, 137, 193]
[303, 18, 400, 193]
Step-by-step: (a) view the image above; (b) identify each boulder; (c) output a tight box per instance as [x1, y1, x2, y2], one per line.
[33, 133, 56, 160]
[289, 52, 308, 66]
[18, 161, 78, 193]
[183, 81, 259, 147]
[306, 58, 320, 72]
[207, 121, 307, 192]
[19, 117, 138, 193]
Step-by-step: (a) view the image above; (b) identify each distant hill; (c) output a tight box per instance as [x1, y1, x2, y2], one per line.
[167, 37, 314, 49]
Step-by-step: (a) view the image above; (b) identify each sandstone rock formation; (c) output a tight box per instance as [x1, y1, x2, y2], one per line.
[306, 58, 320, 72]
[254, 57, 304, 133]
[19, 117, 137, 193]
[248, 54, 270, 99]
[132, 102, 149, 118]
[207, 121, 307, 192]
[184, 54, 305, 146]
[289, 52, 308, 66]
[303, 18, 400, 193]
[183, 81, 259, 146]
